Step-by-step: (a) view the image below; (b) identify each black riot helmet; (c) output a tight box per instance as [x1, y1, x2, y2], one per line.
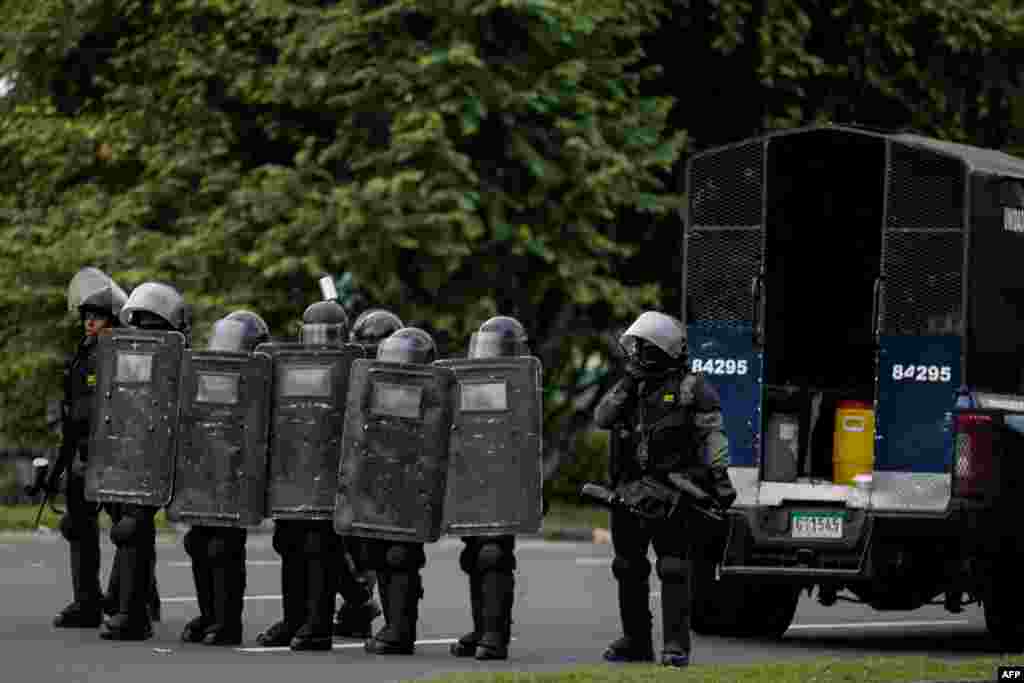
[468, 316, 529, 359]
[67, 267, 128, 324]
[376, 327, 437, 365]
[619, 311, 688, 373]
[351, 309, 404, 346]
[300, 300, 349, 347]
[120, 282, 188, 332]
[206, 310, 270, 353]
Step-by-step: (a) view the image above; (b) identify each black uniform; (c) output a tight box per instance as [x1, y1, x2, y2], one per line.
[100, 283, 189, 641]
[179, 311, 269, 646]
[594, 311, 735, 668]
[52, 337, 105, 627]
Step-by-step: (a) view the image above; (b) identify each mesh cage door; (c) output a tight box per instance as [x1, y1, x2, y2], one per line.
[875, 141, 965, 474]
[684, 140, 766, 468]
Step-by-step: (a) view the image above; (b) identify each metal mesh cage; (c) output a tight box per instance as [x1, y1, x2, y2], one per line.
[686, 141, 764, 326]
[886, 144, 965, 231]
[881, 143, 965, 336]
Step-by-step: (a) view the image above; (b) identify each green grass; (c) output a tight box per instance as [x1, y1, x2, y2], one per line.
[541, 501, 609, 539]
[0, 503, 174, 532]
[411, 656, 1010, 682]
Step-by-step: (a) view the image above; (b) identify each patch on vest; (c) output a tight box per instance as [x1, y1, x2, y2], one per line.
[663, 393, 676, 404]
[86, 374, 97, 387]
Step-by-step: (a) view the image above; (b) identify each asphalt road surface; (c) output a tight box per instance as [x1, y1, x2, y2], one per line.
[0, 531, 1006, 683]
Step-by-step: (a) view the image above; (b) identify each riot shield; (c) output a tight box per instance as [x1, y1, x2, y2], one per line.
[436, 357, 544, 536]
[259, 343, 362, 520]
[85, 329, 186, 506]
[334, 360, 457, 543]
[165, 349, 272, 527]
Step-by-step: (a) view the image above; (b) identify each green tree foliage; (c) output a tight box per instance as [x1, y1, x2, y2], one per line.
[0, 0, 683, 456]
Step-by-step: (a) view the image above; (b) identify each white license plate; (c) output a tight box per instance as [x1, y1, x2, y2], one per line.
[791, 512, 844, 539]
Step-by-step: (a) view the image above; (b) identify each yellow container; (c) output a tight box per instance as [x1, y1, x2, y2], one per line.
[832, 400, 875, 484]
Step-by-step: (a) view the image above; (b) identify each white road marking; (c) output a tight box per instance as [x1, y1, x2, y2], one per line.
[574, 557, 612, 566]
[237, 637, 517, 654]
[161, 595, 282, 604]
[166, 560, 281, 568]
[788, 619, 971, 631]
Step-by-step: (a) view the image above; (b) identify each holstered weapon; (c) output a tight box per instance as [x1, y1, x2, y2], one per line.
[581, 474, 724, 524]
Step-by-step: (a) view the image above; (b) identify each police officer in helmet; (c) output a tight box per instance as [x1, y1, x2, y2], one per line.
[256, 300, 380, 650]
[450, 316, 528, 661]
[594, 311, 736, 668]
[100, 282, 189, 641]
[51, 268, 127, 628]
[331, 307, 402, 635]
[181, 310, 269, 646]
[362, 327, 435, 655]
[349, 309, 404, 357]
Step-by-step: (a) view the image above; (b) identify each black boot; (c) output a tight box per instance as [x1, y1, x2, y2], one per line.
[257, 553, 303, 647]
[182, 559, 214, 642]
[603, 579, 654, 663]
[475, 570, 514, 661]
[333, 599, 381, 639]
[450, 574, 482, 657]
[659, 574, 692, 668]
[100, 545, 154, 641]
[204, 561, 244, 646]
[55, 536, 103, 628]
[290, 553, 334, 652]
[365, 572, 420, 655]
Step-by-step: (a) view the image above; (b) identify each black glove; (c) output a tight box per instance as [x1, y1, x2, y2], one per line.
[624, 361, 646, 381]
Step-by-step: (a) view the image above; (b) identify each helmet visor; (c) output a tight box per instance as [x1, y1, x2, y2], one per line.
[619, 312, 686, 359]
[207, 319, 249, 353]
[301, 323, 345, 347]
[467, 331, 526, 359]
[67, 267, 127, 315]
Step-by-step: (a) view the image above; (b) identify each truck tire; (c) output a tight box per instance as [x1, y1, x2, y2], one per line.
[690, 556, 800, 638]
[984, 566, 1024, 652]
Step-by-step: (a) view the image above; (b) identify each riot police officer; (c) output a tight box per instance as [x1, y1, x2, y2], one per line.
[181, 310, 269, 646]
[100, 282, 190, 641]
[332, 308, 402, 637]
[256, 300, 378, 650]
[50, 268, 127, 628]
[594, 311, 736, 668]
[361, 327, 436, 656]
[449, 316, 531, 661]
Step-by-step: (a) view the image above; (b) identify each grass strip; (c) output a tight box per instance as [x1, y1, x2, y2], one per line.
[410, 655, 1009, 683]
[0, 503, 173, 531]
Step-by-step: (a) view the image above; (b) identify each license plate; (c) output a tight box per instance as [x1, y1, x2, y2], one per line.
[791, 511, 844, 539]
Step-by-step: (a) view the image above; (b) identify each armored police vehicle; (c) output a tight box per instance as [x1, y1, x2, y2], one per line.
[683, 124, 1024, 650]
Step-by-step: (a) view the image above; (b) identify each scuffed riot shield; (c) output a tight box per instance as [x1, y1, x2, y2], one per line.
[334, 360, 457, 543]
[436, 357, 544, 536]
[165, 349, 272, 527]
[85, 329, 186, 506]
[259, 343, 362, 520]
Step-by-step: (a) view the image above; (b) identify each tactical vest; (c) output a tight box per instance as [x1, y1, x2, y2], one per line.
[631, 371, 702, 478]
[66, 338, 99, 453]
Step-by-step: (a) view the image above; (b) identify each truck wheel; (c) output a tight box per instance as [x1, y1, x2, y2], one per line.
[690, 557, 799, 638]
[984, 568, 1024, 652]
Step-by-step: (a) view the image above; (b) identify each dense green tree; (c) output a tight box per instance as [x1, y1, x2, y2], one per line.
[0, 1, 683, 470]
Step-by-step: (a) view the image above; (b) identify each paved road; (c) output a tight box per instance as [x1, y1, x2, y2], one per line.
[0, 532, 1003, 683]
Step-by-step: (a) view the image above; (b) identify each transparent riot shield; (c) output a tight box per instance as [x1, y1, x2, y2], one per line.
[436, 356, 543, 536]
[334, 360, 457, 543]
[258, 343, 362, 520]
[85, 329, 186, 506]
[165, 349, 272, 527]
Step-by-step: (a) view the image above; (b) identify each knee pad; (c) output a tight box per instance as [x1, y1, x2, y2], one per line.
[272, 523, 297, 556]
[183, 527, 206, 559]
[477, 541, 517, 573]
[208, 531, 245, 565]
[384, 543, 425, 571]
[656, 557, 691, 583]
[459, 541, 478, 575]
[302, 527, 338, 557]
[612, 556, 651, 582]
[110, 517, 139, 547]
[59, 514, 76, 542]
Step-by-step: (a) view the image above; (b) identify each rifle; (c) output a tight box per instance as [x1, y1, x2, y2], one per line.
[581, 473, 725, 524]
